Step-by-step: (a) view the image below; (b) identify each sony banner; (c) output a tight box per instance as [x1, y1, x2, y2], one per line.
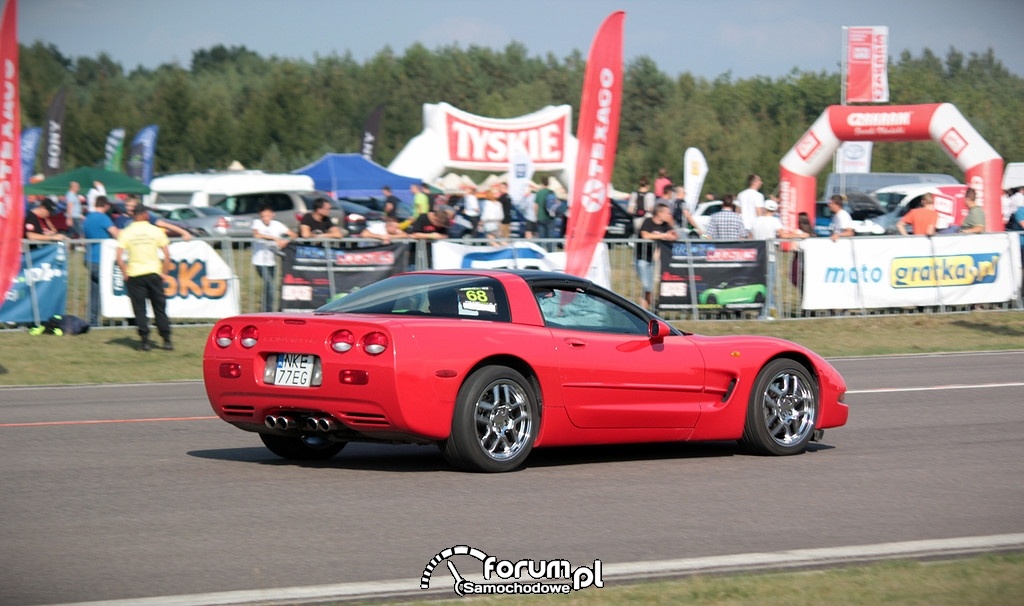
[98, 240, 239, 319]
[41, 87, 67, 177]
[0, 0, 23, 304]
[799, 234, 1021, 310]
[361, 103, 385, 161]
[564, 11, 624, 278]
[844, 26, 889, 103]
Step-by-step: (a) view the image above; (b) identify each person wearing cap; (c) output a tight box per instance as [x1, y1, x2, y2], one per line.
[751, 199, 808, 320]
[116, 203, 174, 351]
[23, 199, 67, 243]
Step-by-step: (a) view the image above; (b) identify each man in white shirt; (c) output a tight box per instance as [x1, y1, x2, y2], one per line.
[736, 174, 765, 231]
[86, 180, 107, 214]
[828, 195, 855, 241]
[251, 205, 296, 312]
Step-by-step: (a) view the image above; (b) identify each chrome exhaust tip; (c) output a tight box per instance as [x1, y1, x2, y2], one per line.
[305, 417, 320, 431]
[274, 416, 296, 430]
[265, 415, 277, 429]
[317, 418, 336, 432]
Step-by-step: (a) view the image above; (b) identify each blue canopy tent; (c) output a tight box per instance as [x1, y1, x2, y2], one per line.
[293, 153, 420, 215]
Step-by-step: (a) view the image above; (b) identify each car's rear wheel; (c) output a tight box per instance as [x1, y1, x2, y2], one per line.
[741, 359, 818, 455]
[442, 366, 538, 472]
[259, 433, 346, 461]
[706, 294, 718, 304]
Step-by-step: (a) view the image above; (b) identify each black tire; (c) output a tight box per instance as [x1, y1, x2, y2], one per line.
[441, 366, 538, 472]
[706, 294, 718, 305]
[741, 359, 818, 456]
[754, 292, 765, 303]
[259, 433, 346, 461]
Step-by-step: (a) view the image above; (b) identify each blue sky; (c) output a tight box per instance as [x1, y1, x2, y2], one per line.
[18, 0, 1024, 80]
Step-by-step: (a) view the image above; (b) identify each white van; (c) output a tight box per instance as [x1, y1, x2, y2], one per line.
[1003, 162, 1024, 190]
[148, 171, 315, 207]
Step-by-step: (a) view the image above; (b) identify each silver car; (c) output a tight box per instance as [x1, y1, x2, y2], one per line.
[150, 203, 251, 239]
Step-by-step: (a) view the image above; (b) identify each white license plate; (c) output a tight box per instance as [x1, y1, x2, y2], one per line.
[274, 353, 316, 387]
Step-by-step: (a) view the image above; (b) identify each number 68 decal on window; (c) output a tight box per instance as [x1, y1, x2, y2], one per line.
[458, 287, 498, 315]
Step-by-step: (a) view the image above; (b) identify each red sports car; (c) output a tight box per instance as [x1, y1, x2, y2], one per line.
[204, 269, 848, 472]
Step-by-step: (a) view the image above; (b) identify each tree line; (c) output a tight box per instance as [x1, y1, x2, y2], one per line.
[18, 40, 1024, 197]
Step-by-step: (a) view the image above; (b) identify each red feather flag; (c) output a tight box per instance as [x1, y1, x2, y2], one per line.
[0, 0, 23, 303]
[563, 11, 624, 278]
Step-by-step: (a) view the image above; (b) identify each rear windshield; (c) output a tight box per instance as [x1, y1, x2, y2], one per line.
[317, 274, 511, 322]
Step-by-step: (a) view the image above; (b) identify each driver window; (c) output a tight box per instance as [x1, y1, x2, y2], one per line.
[534, 287, 648, 335]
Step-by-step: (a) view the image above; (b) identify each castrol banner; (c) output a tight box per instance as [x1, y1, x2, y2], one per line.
[388, 102, 575, 180]
[564, 11, 624, 278]
[0, 0, 23, 304]
[844, 26, 888, 103]
[780, 103, 1004, 235]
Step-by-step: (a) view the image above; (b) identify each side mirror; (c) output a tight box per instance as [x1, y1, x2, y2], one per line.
[648, 319, 670, 339]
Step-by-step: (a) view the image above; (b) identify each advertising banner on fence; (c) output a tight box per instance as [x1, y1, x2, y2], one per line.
[656, 239, 768, 313]
[799, 234, 1021, 310]
[431, 240, 611, 288]
[99, 240, 239, 319]
[0, 243, 68, 324]
[280, 242, 410, 312]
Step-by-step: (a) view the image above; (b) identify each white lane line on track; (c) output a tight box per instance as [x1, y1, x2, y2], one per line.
[47, 533, 1024, 606]
[0, 416, 217, 428]
[848, 382, 1024, 394]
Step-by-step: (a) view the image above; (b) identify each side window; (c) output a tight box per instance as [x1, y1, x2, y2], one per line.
[269, 194, 295, 214]
[216, 196, 239, 214]
[534, 287, 648, 335]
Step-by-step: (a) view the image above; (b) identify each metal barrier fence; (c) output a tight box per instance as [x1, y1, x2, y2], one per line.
[3, 234, 1022, 330]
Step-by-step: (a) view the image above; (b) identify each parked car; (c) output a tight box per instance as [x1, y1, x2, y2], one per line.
[203, 269, 849, 472]
[871, 184, 968, 234]
[687, 200, 724, 235]
[209, 191, 372, 236]
[150, 203, 249, 239]
[814, 192, 886, 237]
[822, 172, 959, 199]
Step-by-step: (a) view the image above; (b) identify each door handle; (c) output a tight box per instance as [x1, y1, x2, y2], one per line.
[564, 338, 586, 349]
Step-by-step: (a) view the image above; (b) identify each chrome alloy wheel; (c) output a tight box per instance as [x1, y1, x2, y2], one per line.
[473, 379, 533, 462]
[760, 369, 817, 447]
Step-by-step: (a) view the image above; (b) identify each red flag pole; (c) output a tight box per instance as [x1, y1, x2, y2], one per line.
[563, 11, 624, 278]
[0, 0, 24, 303]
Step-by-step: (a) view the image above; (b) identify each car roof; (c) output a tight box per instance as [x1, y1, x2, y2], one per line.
[416, 268, 593, 287]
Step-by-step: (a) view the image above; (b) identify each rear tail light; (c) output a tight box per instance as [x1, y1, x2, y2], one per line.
[330, 330, 355, 352]
[362, 332, 389, 355]
[239, 325, 258, 348]
[215, 325, 234, 347]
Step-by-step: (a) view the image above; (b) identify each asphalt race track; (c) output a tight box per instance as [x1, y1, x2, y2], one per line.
[1, 351, 1022, 605]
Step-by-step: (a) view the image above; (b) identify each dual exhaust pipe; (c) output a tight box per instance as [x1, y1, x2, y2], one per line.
[264, 415, 336, 432]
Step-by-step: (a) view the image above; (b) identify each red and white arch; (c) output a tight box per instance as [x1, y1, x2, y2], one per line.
[779, 103, 1004, 233]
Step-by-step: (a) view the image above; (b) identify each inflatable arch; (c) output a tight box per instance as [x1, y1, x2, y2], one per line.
[388, 102, 579, 187]
[779, 103, 1004, 233]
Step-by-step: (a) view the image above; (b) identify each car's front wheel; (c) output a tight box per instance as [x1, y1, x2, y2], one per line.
[442, 366, 538, 472]
[741, 359, 818, 455]
[260, 433, 346, 460]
